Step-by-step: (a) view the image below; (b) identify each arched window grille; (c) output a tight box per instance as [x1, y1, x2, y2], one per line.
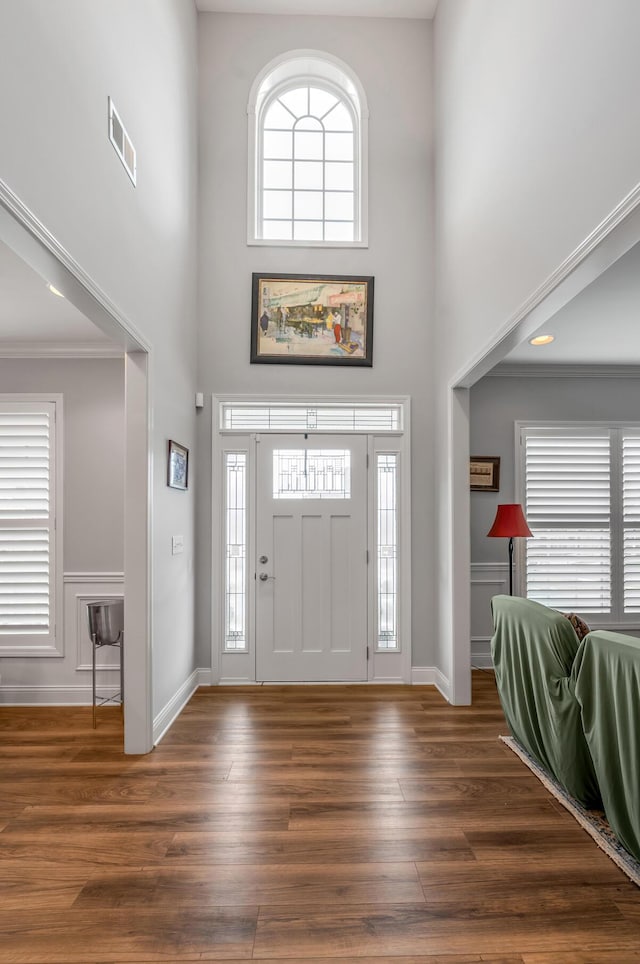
[248, 51, 368, 247]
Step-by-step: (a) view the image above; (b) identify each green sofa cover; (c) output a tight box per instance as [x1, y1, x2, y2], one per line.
[573, 630, 640, 862]
[490, 594, 601, 807]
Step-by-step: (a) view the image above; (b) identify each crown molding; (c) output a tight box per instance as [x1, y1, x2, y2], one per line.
[451, 179, 640, 389]
[488, 363, 640, 378]
[0, 341, 124, 359]
[0, 178, 150, 354]
[196, 0, 438, 18]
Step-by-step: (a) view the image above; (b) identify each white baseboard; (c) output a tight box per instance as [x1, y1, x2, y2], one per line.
[411, 666, 438, 684]
[152, 668, 213, 744]
[411, 666, 451, 702]
[471, 635, 494, 669]
[218, 677, 261, 685]
[368, 676, 409, 684]
[217, 678, 409, 686]
[0, 684, 120, 705]
[433, 668, 451, 702]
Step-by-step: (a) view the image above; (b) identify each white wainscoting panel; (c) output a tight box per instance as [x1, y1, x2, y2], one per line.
[470, 563, 509, 668]
[68, 573, 124, 703]
[0, 573, 125, 705]
[64, 573, 124, 673]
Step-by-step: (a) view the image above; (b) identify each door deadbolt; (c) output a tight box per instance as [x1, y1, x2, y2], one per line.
[259, 555, 268, 564]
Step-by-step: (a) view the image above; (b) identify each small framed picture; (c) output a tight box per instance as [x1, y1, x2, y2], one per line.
[470, 456, 500, 492]
[167, 440, 189, 491]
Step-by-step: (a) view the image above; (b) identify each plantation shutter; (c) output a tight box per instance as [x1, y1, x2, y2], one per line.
[0, 402, 56, 644]
[523, 429, 611, 613]
[622, 433, 640, 613]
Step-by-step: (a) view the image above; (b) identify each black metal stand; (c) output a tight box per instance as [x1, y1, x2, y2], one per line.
[508, 536, 514, 595]
[91, 631, 124, 728]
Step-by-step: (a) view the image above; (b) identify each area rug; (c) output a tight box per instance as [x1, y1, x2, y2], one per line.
[500, 735, 640, 887]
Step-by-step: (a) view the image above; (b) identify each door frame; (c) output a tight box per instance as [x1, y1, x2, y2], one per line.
[448, 180, 640, 706]
[0, 178, 153, 754]
[211, 395, 412, 685]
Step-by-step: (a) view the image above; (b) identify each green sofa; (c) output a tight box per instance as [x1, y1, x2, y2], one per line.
[491, 594, 640, 863]
[490, 594, 601, 807]
[573, 630, 640, 863]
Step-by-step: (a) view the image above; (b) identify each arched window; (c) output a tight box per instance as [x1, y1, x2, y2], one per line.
[248, 51, 368, 247]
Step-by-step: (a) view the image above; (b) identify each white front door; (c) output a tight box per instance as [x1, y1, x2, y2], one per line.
[255, 434, 368, 681]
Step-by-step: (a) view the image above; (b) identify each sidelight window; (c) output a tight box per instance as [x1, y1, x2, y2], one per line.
[376, 453, 398, 650]
[224, 452, 248, 651]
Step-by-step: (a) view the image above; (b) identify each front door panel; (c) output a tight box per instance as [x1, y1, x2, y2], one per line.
[256, 435, 368, 681]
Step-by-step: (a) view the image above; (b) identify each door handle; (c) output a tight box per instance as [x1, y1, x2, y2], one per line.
[259, 572, 276, 581]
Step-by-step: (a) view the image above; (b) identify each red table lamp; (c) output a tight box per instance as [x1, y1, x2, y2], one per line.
[487, 503, 533, 595]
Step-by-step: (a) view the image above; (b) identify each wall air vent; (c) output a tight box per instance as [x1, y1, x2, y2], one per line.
[108, 97, 136, 186]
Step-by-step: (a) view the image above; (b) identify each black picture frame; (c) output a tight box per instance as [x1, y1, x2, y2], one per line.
[167, 439, 189, 491]
[250, 272, 374, 366]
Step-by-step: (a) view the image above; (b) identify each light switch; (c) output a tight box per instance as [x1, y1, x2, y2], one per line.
[172, 535, 184, 555]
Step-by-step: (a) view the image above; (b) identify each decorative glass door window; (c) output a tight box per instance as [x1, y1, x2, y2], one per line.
[377, 453, 398, 650]
[272, 449, 351, 499]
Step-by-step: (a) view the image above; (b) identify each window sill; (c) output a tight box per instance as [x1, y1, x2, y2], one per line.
[247, 238, 369, 249]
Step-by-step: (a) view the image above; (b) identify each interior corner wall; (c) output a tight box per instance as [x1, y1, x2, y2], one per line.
[196, 13, 435, 673]
[433, 0, 640, 682]
[0, 1, 199, 718]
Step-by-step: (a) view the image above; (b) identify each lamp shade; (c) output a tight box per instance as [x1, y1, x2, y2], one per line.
[487, 503, 533, 539]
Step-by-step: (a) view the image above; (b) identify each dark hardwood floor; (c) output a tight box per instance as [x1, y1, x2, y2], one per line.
[1, 672, 639, 962]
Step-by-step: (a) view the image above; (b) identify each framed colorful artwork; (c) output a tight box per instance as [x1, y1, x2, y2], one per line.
[250, 273, 374, 366]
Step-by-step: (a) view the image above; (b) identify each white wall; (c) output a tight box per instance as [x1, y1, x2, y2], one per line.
[0, 1, 198, 718]
[197, 14, 434, 670]
[0, 357, 125, 697]
[434, 0, 640, 692]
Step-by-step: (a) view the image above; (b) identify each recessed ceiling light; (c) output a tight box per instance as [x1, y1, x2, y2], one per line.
[529, 334, 554, 346]
[47, 283, 64, 298]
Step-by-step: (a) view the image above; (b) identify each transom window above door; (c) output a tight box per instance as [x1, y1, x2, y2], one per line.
[248, 51, 369, 247]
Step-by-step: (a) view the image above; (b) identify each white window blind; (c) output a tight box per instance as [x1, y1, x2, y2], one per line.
[0, 401, 58, 650]
[623, 434, 640, 613]
[520, 424, 640, 621]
